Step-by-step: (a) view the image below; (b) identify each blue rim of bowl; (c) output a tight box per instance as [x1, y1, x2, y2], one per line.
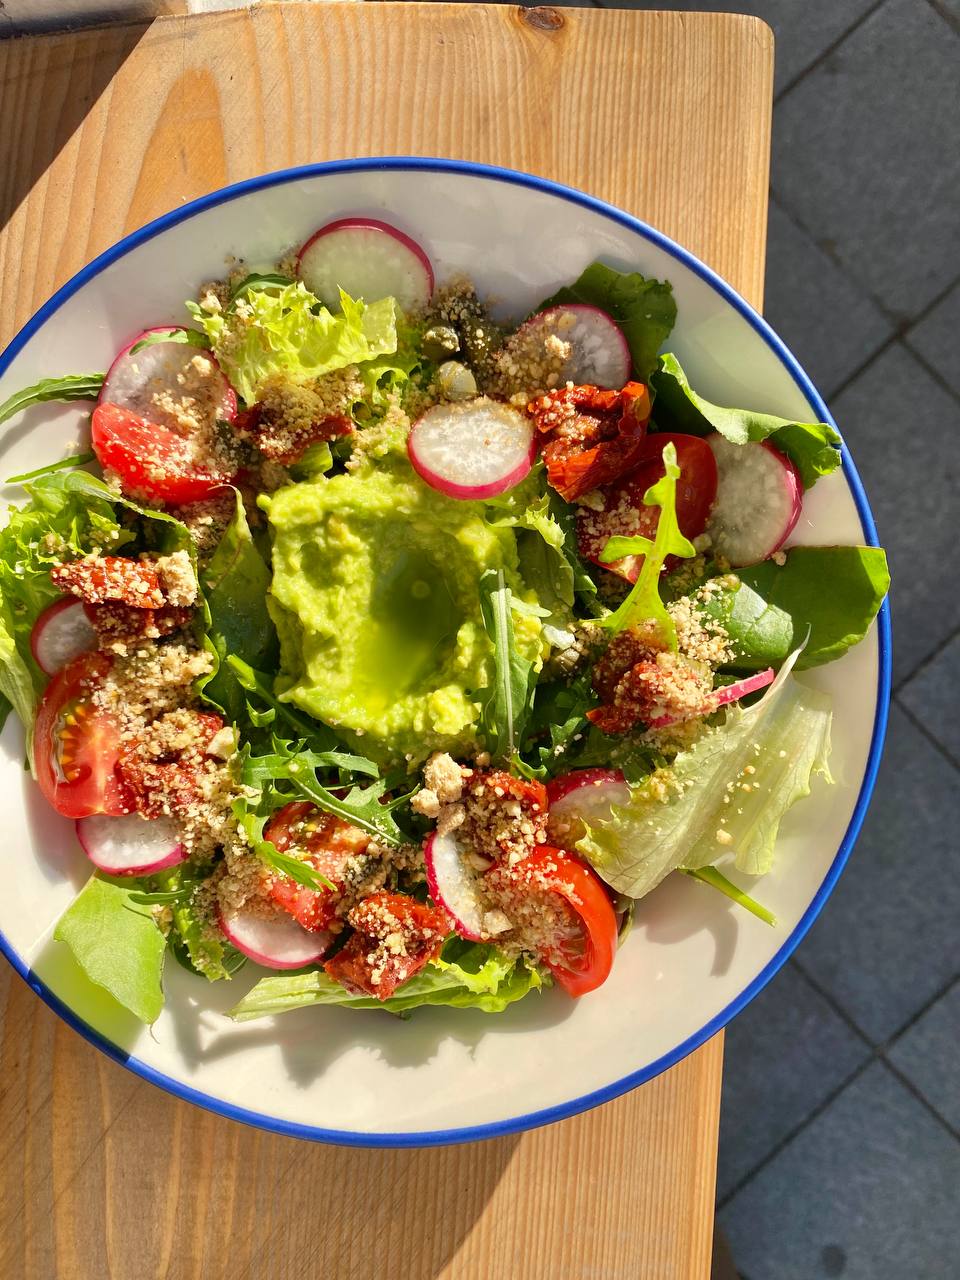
[0, 156, 891, 1148]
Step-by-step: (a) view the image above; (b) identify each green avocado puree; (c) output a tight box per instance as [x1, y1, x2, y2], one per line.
[261, 458, 541, 765]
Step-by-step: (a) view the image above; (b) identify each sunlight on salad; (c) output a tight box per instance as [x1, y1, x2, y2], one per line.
[0, 219, 889, 1025]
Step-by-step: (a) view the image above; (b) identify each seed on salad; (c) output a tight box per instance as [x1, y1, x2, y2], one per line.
[422, 325, 461, 361]
[437, 360, 478, 401]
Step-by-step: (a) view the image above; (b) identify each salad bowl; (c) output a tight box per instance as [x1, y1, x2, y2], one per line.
[0, 159, 890, 1146]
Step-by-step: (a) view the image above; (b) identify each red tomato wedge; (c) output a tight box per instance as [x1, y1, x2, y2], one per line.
[91, 402, 234, 505]
[493, 847, 617, 997]
[577, 431, 718, 582]
[265, 801, 372, 933]
[34, 652, 133, 819]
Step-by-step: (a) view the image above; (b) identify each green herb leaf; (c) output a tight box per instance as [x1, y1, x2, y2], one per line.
[698, 546, 890, 671]
[54, 876, 167, 1023]
[478, 568, 537, 762]
[651, 353, 842, 488]
[538, 263, 677, 383]
[128, 327, 210, 355]
[228, 272, 295, 302]
[594, 441, 696, 643]
[681, 866, 776, 926]
[0, 373, 105, 428]
[6, 451, 96, 484]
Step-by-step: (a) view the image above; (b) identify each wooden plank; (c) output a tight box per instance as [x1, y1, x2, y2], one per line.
[0, 6, 772, 1277]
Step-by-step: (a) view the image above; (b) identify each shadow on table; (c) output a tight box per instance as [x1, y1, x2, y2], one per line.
[0, 16, 152, 236]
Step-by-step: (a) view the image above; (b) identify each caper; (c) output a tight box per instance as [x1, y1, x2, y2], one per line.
[437, 360, 478, 401]
[422, 325, 460, 362]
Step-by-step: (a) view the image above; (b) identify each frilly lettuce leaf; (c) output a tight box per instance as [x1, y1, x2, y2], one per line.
[186, 282, 399, 404]
[227, 938, 546, 1020]
[594, 440, 696, 645]
[577, 651, 833, 895]
[652, 353, 842, 489]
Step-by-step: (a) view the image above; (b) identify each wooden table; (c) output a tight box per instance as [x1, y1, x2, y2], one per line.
[0, 6, 772, 1277]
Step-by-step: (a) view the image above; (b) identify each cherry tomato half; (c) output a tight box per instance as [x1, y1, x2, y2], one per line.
[34, 652, 132, 819]
[265, 801, 371, 933]
[91, 402, 234, 505]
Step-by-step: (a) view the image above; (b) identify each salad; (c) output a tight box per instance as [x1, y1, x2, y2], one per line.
[0, 218, 888, 1026]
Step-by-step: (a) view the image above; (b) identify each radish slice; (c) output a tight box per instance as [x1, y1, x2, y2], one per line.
[408, 398, 535, 499]
[76, 812, 185, 876]
[648, 667, 776, 728]
[546, 768, 631, 849]
[424, 830, 486, 942]
[705, 436, 801, 566]
[101, 327, 237, 429]
[218, 906, 332, 970]
[30, 598, 98, 675]
[521, 304, 631, 388]
[297, 218, 434, 313]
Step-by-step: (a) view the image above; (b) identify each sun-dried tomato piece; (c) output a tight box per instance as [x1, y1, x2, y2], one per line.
[324, 892, 448, 1000]
[587, 634, 713, 735]
[84, 602, 193, 647]
[51, 556, 165, 608]
[117, 709, 224, 818]
[458, 769, 549, 864]
[527, 381, 651, 501]
[235, 403, 353, 466]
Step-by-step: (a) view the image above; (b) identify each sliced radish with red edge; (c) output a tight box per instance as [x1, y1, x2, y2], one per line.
[546, 768, 631, 849]
[648, 667, 776, 728]
[218, 906, 332, 970]
[520, 304, 630, 389]
[30, 598, 97, 675]
[705, 436, 801, 567]
[408, 398, 535, 499]
[76, 811, 185, 876]
[424, 830, 486, 942]
[297, 218, 433, 313]
[101, 327, 236, 427]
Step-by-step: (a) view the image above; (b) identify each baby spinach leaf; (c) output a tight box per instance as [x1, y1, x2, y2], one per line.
[54, 876, 166, 1023]
[698, 546, 890, 671]
[197, 492, 277, 721]
[538, 262, 677, 383]
[651, 353, 842, 489]
[0, 373, 104, 428]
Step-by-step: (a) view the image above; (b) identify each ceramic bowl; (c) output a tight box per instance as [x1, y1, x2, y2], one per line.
[0, 159, 890, 1146]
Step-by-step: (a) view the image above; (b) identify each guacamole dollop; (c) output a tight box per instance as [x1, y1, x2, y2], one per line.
[262, 459, 542, 765]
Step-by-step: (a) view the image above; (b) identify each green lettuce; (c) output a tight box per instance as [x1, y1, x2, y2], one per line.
[651, 353, 842, 488]
[538, 262, 677, 382]
[577, 651, 832, 894]
[151, 866, 245, 982]
[54, 876, 167, 1023]
[186, 282, 399, 404]
[698, 546, 890, 671]
[594, 440, 696, 644]
[227, 938, 546, 1021]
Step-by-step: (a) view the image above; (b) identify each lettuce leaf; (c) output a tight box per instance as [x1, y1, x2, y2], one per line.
[153, 866, 245, 982]
[698, 546, 890, 671]
[196, 490, 277, 721]
[651, 353, 842, 489]
[538, 262, 677, 383]
[54, 876, 167, 1023]
[227, 938, 546, 1020]
[186, 282, 399, 404]
[594, 440, 696, 644]
[577, 652, 832, 894]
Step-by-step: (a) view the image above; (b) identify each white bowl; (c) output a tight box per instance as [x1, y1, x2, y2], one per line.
[0, 160, 890, 1146]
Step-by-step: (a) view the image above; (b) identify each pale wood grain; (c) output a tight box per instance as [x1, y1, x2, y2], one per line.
[0, 6, 772, 1277]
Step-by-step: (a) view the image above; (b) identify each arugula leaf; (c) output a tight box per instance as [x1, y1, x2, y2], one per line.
[651, 353, 842, 489]
[128, 327, 210, 355]
[594, 441, 696, 643]
[197, 492, 277, 721]
[6, 452, 96, 484]
[54, 876, 167, 1023]
[478, 568, 538, 762]
[228, 272, 295, 302]
[537, 263, 677, 383]
[681, 866, 776, 926]
[577, 650, 832, 894]
[227, 655, 347, 751]
[152, 866, 245, 981]
[698, 546, 890, 671]
[0, 373, 104, 428]
[227, 938, 546, 1020]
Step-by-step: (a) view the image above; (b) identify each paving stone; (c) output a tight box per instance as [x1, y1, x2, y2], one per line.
[764, 201, 892, 398]
[888, 981, 960, 1132]
[905, 281, 960, 399]
[899, 631, 960, 762]
[796, 705, 960, 1043]
[718, 964, 869, 1199]
[720, 1060, 960, 1279]
[773, 0, 960, 320]
[831, 341, 960, 682]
